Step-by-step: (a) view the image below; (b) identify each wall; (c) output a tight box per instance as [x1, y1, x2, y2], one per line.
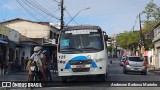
[19, 45, 32, 64]
[153, 24, 160, 69]
[8, 30, 19, 43]
[3, 20, 50, 39]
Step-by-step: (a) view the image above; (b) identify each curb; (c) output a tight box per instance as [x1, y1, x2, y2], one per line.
[148, 70, 160, 76]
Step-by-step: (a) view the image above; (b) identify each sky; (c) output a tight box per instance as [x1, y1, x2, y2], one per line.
[0, 0, 160, 36]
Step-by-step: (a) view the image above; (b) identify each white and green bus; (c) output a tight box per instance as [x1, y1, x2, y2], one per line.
[57, 25, 108, 82]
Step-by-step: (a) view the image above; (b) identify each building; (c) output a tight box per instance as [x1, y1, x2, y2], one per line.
[152, 22, 160, 69]
[0, 25, 20, 65]
[107, 37, 112, 47]
[1, 18, 60, 63]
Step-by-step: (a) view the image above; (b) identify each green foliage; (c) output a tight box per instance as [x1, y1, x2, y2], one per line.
[117, 31, 140, 50]
[142, 20, 159, 36]
[144, 39, 153, 50]
[107, 46, 112, 53]
[141, 1, 160, 50]
[142, 1, 160, 33]
[142, 1, 160, 21]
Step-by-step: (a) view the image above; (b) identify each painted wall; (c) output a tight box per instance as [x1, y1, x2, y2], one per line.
[2, 20, 50, 39]
[8, 30, 19, 43]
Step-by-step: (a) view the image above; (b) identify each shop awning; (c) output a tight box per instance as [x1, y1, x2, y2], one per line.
[0, 40, 8, 44]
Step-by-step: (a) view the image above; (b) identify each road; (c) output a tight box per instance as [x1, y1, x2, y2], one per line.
[1, 58, 160, 90]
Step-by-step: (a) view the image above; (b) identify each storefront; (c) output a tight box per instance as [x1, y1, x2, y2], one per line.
[153, 22, 160, 69]
[0, 34, 9, 71]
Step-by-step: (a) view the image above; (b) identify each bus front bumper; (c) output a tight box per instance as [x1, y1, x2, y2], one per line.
[58, 67, 107, 76]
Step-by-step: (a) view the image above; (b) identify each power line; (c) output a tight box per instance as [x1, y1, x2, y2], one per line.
[24, 0, 60, 20]
[4, 0, 8, 21]
[16, 0, 40, 21]
[25, 0, 56, 21]
[65, 9, 78, 25]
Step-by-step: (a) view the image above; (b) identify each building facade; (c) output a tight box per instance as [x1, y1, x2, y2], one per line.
[0, 25, 20, 68]
[153, 22, 160, 69]
[1, 18, 60, 63]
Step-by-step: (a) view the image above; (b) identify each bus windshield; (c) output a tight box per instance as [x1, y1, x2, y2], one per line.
[59, 29, 104, 53]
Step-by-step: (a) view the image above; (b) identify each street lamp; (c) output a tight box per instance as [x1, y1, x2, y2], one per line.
[65, 7, 90, 26]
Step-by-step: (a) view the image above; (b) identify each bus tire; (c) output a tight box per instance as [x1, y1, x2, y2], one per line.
[98, 74, 106, 82]
[61, 77, 67, 83]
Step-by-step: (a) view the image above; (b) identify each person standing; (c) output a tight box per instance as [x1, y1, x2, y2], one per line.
[0, 54, 2, 75]
[25, 57, 29, 72]
[43, 50, 52, 81]
[21, 56, 25, 72]
[52, 49, 57, 74]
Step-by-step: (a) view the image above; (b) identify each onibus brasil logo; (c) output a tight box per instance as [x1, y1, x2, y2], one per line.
[1, 82, 42, 88]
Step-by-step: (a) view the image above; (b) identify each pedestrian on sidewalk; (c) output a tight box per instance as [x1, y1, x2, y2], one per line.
[25, 57, 29, 72]
[4, 60, 10, 75]
[21, 56, 25, 72]
[46, 60, 52, 82]
[0, 56, 5, 75]
[0, 55, 2, 75]
[52, 49, 57, 74]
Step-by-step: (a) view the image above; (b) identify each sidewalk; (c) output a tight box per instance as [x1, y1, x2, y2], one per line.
[0, 71, 28, 81]
[148, 66, 160, 76]
[0, 70, 59, 81]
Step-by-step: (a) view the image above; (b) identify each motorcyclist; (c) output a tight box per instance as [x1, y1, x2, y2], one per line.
[27, 46, 46, 81]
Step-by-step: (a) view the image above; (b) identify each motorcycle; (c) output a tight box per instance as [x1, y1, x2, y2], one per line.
[28, 61, 43, 82]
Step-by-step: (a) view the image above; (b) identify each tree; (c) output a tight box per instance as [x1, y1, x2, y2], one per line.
[141, 0, 160, 50]
[117, 31, 140, 50]
[107, 46, 112, 53]
[142, 0, 160, 21]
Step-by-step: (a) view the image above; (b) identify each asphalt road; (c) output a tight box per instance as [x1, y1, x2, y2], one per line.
[1, 58, 160, 90]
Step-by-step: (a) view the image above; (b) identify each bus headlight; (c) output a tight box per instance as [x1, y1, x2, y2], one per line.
[95, 58, 105, 62]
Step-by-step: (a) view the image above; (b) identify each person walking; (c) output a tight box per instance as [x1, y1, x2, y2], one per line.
[42, 50, 52, 82]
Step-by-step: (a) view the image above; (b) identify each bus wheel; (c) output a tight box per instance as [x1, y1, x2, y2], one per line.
[98, 74, 106, 82]
[61, 77, 67, 83]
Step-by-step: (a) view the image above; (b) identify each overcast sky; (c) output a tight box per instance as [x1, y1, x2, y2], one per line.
[0, 0, 160, 36]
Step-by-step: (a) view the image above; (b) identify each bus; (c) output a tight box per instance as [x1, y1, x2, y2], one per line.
[57, 25, 108, 82]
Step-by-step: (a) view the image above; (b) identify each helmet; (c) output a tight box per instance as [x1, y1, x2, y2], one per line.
[34, 46, 42, 52]
[42, 50, 47, 54]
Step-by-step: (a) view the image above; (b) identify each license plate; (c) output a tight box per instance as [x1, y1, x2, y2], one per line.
[134, 68, 139, 70]
[76, 65, 85, 68]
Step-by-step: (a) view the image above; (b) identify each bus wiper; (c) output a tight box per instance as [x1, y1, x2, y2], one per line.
[82, 47, 99, 50]
[61, 47, 83, 51]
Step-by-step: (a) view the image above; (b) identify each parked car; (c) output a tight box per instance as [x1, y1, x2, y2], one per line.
[120, 57, 126, 66]
[123, 56, 147, 75]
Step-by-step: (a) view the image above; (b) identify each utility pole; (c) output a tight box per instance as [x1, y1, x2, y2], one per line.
[60, 0, 64, 30]
[139, 13, 144, 56]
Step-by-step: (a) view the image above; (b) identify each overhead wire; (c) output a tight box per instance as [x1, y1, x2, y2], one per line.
[52, 0, 78, 25]
[31, 0, 60, 21]
[65, 9, 78, 25]
[4, 0, 8, 21]
[25, 0, 54, 21]
[16, 0, 40, 21]
[25, 0, 60, 20]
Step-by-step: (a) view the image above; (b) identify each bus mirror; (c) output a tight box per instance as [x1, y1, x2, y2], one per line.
[52, 39, 56, 44]
[105, 35, 108, 41]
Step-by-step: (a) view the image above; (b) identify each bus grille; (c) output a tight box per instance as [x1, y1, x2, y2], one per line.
[72, 68, 90, 72]
[69, 60, 92, 65]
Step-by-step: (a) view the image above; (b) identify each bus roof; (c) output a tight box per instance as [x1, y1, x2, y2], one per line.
[63, 25, 101, 31]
